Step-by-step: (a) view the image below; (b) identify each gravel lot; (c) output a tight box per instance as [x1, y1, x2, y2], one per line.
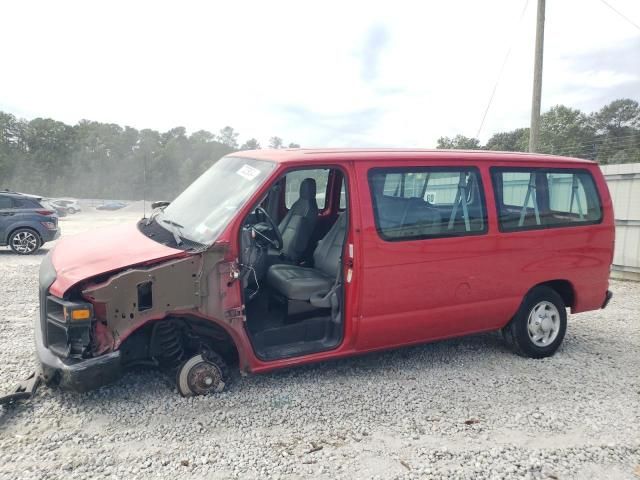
[1, 210, 639, 480]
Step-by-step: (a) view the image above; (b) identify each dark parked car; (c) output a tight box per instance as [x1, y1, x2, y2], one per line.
[96, 201, 127, 211]
[0, 191, 60, 254]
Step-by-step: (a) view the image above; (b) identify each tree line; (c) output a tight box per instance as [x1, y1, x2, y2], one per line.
[0, 114, 299, 200]
[437, 98, 640, 164]
[1, 98, 637, 201]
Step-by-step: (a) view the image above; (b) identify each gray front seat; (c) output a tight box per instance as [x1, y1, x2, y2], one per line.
[278, 178, 318, 262]
[267, 213, 347, 301]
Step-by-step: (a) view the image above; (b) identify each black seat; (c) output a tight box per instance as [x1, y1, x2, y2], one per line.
[267, 213, 347, 301]
[278, 178, 318, 262]
[374, 195, 441, 238]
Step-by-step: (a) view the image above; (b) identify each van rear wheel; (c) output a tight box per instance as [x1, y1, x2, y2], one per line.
[503, 286, 567, 359]
[176, 352, 229, 397]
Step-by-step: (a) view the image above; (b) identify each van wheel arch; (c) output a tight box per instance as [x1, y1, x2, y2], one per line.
[532, 279, 575, 311]
[163, 315, 240, 368]
[502, 280, 575, 329]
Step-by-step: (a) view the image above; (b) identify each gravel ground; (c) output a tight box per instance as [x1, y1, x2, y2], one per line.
[1, 211, 639, 480]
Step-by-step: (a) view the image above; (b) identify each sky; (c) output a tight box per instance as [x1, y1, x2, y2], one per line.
[1, 0, 638, 148]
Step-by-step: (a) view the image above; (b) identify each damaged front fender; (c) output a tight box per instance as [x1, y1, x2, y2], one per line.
[81, 244, 238, 351]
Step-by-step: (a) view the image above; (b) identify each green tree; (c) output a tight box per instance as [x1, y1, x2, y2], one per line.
[485, 128, 529, 152]
[436, 135, 481, 150]
[590, 99, 640, 164]
[217, 126, 239, 149]
[268, 136, 284, 149]
[538, 105, 595, 158]
[592, 98, 640, 135]
[240, 138, 261, 150]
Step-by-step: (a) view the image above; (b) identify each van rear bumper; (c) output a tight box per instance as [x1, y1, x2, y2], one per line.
[601, 290, 613, 309]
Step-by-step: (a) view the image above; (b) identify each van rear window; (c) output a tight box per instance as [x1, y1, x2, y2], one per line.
[491, 168, 602, 231]
[368, 167, 488, 241]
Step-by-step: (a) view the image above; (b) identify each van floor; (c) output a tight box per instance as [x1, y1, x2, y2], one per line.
[245, 290, 340, 361]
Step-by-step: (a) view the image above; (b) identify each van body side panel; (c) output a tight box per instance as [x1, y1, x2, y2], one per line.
[486, 162, 614, 316]
[352, 159, 614, 352]
[559, 166, 614, 312]
[353, 160, 509, 351]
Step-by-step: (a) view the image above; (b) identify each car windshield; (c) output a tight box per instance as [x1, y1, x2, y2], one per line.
[159, 156, 275, 245]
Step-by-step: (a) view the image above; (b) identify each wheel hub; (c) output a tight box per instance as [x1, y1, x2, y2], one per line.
[527, 301, 560, 347]
[187, 361, 223, 395]
[540, 316, 553, 333]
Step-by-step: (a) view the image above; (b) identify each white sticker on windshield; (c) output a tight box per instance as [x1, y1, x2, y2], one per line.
[236, 164, 261, 181]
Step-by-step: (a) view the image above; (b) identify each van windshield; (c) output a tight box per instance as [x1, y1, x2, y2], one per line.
[159, 156, 275, 245]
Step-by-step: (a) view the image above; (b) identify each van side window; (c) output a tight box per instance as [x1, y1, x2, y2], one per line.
[368, 168, 488, 241]
[491, 168, 602, 231]
[285, 169, 330, 209]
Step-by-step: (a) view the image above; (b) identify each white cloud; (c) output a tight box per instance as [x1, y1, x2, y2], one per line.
[0, 0, 638, 146]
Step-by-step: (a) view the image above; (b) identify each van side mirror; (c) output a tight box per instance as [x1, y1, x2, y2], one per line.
[151, 201, 170, 210]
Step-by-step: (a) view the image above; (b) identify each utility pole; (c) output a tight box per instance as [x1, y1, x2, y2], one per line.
[529, 0, 546, 152]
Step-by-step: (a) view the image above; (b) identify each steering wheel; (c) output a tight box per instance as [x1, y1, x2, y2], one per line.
[254, 206, 283, 250]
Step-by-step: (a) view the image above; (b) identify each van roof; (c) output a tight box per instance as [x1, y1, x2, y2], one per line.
[235, 148, 596, 165]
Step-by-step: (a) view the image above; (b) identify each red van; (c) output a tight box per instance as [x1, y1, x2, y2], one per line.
[33, 149, 614, 396]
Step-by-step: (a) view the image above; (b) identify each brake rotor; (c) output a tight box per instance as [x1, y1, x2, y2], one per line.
[177, 354, 225, 397]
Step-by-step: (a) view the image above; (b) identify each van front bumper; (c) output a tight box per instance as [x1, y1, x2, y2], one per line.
[36, 254, 121, 392]
[35, 314, 122, 392]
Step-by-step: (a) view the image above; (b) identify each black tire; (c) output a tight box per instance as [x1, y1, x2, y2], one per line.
[8, 228, 42, 255]
[67, 207, 76, 214]
[502, 286, 567, 359]
[176, 351, 229, 397]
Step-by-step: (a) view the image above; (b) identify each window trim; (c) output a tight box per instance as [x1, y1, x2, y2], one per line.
[368, 166, 489, 243]
[490, 166, 603, 233]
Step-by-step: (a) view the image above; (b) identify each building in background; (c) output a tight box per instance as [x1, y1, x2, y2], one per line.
[602, 163, 640, 281]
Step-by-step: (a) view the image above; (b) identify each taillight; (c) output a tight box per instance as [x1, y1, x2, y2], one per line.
[37, 210, 55, 216]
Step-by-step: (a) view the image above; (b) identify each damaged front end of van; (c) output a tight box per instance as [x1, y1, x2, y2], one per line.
[29, 221, 249, 397]
[1, 156, 276, 404]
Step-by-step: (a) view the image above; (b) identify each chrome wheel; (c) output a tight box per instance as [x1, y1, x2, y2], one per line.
[527, 301, 561, 347]
[10, 230, 39, 254]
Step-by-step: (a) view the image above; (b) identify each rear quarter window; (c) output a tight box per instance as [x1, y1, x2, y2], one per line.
[491, 167, 602, 231]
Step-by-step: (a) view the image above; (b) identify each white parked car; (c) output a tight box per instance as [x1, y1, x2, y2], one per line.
[50, 199, 82, 214]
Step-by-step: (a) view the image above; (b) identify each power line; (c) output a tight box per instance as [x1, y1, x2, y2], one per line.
[476, 0, 530, 139]
[598, 0, 640, 32]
